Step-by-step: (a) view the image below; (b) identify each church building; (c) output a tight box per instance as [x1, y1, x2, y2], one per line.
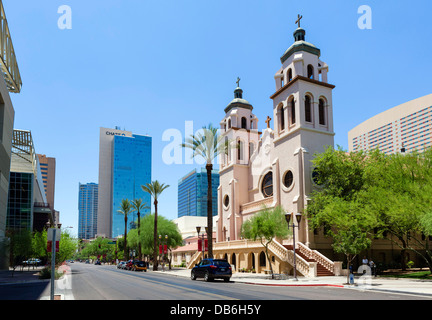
[186, 17, 341, 277]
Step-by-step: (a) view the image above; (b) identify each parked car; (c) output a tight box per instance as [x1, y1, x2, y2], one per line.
[191, 259, 232, 282]
[117, 261, 126, 269]
[22, 258, 42, 266]
[131, 261, 147, 272]
[125, 259, 139, 270]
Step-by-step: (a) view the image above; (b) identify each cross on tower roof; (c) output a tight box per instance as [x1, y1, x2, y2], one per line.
[265, 116, 272, 129]
[296, 14, 303, 28]
[236, 77, 241, 87]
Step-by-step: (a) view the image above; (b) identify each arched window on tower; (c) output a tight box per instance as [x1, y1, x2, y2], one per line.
[288, 68, 293, 82]
[278, 104, 285, 132]
[319, 98, 326, 125]
[305, 95, 312, 123]
[228, 118, 231, 129]
[280, 71, 284, 87]
[237, 140, 243, 162]
[241, 117, 247, 129]
[289, 97, 296, 125]
[249, 142, 255, 159]
[307, 64, 314, 79]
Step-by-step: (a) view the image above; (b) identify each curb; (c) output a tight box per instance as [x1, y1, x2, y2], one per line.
[239, 281, 345, 288]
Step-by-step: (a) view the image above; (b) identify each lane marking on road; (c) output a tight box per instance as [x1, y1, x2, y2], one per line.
[105, 267, 239, 300]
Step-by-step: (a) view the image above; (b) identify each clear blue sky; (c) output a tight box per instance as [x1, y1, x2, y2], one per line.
[5, 0, 432, 237]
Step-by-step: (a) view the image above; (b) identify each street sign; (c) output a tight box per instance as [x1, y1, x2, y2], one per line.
[48, 228, 61, 241]
[47, 228, 60, 253]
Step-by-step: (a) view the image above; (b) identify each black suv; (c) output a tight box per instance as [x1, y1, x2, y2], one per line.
[191, 259, 232, 282]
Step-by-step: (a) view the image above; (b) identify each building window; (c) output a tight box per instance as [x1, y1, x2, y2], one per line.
[283, 170, 294, 188]
[305, 95, 312, 123]
[307, 65, 314, 79]
[241, 117, 247, 129]
[312, 168, 322, 185]
[249, 142, 255, 159]
[261, 172, 273, 198]
[223, 195, 230, 208]
[290, 98, 296, 125]
[278, 104, 285, 131]
[237, 140, 243, 161]
[319, 99, 326, 125]
[288, 68, 293, 82]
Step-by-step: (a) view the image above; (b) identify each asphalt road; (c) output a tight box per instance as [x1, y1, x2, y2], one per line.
[63, 263, 425, 301]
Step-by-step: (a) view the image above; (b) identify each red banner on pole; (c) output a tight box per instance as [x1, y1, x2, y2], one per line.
[47, 241, 59, 253]
[197, 239, 208, 252]
[159, 245, 168, 254]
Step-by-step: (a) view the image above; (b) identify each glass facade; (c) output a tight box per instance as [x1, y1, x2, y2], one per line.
[78, 183, 98, 240]
[178, 168, 219, 218]
[112, 134, 152, 238]
[7, 172, 33, 231]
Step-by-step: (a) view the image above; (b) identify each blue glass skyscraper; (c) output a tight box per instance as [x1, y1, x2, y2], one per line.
[111, 134, 152, 238]
[78, 183, 98, 240]
[178, 168, 219, 218]
[98, 128, 152, 239]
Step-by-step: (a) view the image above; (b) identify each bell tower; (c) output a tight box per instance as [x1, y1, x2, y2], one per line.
[269, 16, 336, 247]
[217, 79, 260, 242]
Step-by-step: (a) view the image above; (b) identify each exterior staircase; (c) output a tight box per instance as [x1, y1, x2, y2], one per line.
[186, 238, 338, 278]
[284, 244, 334, 276]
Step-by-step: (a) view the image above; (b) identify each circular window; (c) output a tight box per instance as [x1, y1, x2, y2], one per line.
[223, 195, 230, 208]
[283, 170, 294, 189]
[261, 172, 273, 198]
[312, 168, 322, 185]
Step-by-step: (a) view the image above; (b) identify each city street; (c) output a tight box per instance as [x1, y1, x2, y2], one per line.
[33, 262, 429, 301]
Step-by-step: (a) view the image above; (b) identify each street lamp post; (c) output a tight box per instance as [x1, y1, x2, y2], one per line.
[285, 212, 302, 281]
[196, 226, 208, 260]
[159, 234, 168, 271]
[196, 226, 202, 261]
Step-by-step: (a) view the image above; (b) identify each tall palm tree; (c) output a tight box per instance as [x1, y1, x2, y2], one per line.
[117, 199, 132, 261]
[181, 124, 231, 258]
[131, 198, 149, 261]
[141, 180, 170, 270]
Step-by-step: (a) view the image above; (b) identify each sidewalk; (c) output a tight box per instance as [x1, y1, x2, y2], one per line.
[0, 266, 49, 286]
[154, 267, 432, 298]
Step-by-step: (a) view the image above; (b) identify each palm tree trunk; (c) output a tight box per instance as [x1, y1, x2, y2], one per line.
[124, 216, 128, 261]
[206, 163, 213, 258]
[153, 200, 158, 271]
[137, 212, 142, 260]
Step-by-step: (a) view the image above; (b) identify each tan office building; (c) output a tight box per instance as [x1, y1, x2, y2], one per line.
[348, 94, 432, 154]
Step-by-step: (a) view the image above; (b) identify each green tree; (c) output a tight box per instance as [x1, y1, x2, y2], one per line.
[7, 229, 33, 274]
[241, 206, 289, 279]
[131, 198, 149, 260]
[57, 230, 77, 264]
[118, 199, 132, 261]
[32, 230, 48, 263]
[181, 124, 231, 258]
[363, 148, 432, 272]
[130, 213, 183, 269]
[306, 146, 376, 282]
[307, 146, 432, 275]
[141, 181, 170, 270]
